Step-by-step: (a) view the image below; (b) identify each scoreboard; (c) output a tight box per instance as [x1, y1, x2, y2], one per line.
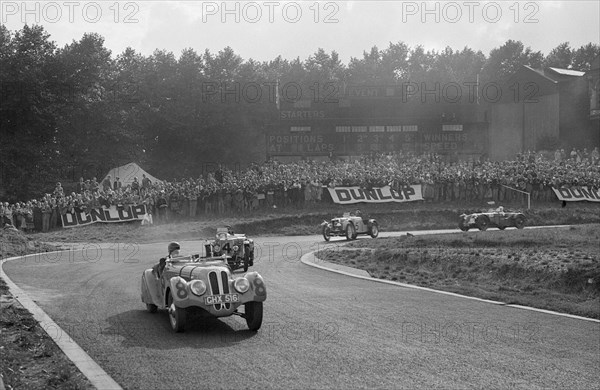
[268, 85, 490, 159]
[267, 124, 488, 157]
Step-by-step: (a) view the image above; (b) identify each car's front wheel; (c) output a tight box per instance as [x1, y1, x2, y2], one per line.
[322, 226, 331, 241]
[168, 291, 186, 333]
[476, 216, 489, 231]
[370, 223, 379, 238]
[245, 301, 263, 331]
[346, 224, 356, 240]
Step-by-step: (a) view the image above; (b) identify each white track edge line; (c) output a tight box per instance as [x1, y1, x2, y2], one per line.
[301, 251, 600, 323]
[1, 251, 123, 390]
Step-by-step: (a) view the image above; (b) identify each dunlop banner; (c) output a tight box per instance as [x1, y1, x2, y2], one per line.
[552, 187, 600, 202]
[328, 185, 423, 204]
[61, 204, 149, 228]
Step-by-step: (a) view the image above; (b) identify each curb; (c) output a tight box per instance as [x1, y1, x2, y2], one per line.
[301, 251, 600, 324]
[1, 251, 123, 390]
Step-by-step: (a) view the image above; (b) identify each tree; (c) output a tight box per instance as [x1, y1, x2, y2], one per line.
[0, 25, 59, 199]
[571, 43, 600, 71]
[544, 42, 573, 69]
[481, 40, 544, 83]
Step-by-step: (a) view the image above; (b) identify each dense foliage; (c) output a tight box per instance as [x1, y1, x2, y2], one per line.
[1, 24, 598, 201]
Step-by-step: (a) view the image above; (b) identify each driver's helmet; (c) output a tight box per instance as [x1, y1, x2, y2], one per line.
[168, 242, 180, 255]
[226, 225, 234, 235]
[355, 209, 362, 217]
[497, 206, 504, 213]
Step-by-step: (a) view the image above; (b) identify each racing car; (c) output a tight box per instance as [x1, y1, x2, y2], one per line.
[206, 227, 254, 272]
[321, 210, 379, 241]
[141, 252, 266, 333]
[458, 207, 526, 231]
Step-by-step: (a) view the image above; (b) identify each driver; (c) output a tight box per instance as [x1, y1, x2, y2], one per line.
[152, 242, 180, 278]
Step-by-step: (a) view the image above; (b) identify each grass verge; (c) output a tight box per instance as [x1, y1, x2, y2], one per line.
[315, 224, 600, 319]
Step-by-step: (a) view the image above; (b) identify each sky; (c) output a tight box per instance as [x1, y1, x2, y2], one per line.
[1, 1, 599, 64]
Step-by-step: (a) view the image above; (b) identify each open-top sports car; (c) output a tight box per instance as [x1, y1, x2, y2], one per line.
[321, 210, 379, 241]
[206, 227, 254, 272]
[458, 207, 526, 231]
[141, 253, 266, 332]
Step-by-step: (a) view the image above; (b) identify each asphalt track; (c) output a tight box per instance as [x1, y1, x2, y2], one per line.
[3, 228, 600, 389]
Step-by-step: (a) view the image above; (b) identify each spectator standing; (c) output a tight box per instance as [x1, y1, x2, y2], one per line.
[591, 147, 600, 164]
[91, 177, 100, 194]
[168, 190, 180, 221]
[102, 175, 112, 192]
[131, 177, 140, 195]
[54, 182, 64, 198]
[114, 177, 122, 191]
[156, 191, 168, 223]
[33, 200, 42, 232]
[142, 174, 151, 195]
[76, 177, 86, 193]
[189, 188, 198, 218]
[41, 201, 52, 232]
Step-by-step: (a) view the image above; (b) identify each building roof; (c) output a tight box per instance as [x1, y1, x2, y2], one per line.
[522, 65, 558, 84]
[547, 67, 586, 77]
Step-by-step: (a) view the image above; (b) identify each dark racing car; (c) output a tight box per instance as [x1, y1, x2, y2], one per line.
[206, 227, 255, 272]
[459, 206, 526, 231]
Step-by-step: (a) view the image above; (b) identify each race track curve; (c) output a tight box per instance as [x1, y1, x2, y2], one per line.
[3, 228, 599, 389]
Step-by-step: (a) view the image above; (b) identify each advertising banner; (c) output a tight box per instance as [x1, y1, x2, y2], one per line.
[61, 204, 149, 228]
[552, 187, 600, 202]
[327, 185, 423, 204]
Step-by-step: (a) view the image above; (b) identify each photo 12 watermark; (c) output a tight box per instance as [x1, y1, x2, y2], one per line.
[1, 1, 140, 24]
[400, 1, 539, 24]
[200, 1, 340, 24]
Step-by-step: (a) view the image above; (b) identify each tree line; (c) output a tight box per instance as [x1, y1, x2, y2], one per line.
[0, 24, 598, 201]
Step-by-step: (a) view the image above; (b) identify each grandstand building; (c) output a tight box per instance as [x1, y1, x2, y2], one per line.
[268, 66, 600, 162]
[267, 83, 489, 162]
[489, 64, 600, 160]
[587, 55, 600, 126]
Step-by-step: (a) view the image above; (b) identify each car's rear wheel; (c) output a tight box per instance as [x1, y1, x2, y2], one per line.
[346, 224, 356, 240]
[370, 223, 379, 238]
[322, 226, 331, 241]
[498, 226, 506, 230]
[476, 216, 489, 231]
[243, 246, 250, 272]
[168, 292, 186, 333]
[245, 301, 263, 331]
[458, 219, 469, 231]
[515, 216, 525, 229]
[146, 303, 157, 313]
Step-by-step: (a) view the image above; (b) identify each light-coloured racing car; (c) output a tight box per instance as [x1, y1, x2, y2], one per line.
[321, 210, 379, 241]
[141, 252, 266, 332]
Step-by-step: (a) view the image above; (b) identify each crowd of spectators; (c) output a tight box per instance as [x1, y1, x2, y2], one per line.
[2, 147, 599, 232]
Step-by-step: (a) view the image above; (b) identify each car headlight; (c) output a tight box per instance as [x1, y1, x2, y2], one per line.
[232, 245, 239, 252]
[233, 278, 250, 293]
[213, 244, 221, 252]
[189, 280, 207, 296]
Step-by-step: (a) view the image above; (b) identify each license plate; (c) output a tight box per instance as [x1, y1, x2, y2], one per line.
[204, 294, 239, 305]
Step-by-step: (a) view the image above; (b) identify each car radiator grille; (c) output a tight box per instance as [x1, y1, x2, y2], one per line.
[208, 270, 230, 310]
